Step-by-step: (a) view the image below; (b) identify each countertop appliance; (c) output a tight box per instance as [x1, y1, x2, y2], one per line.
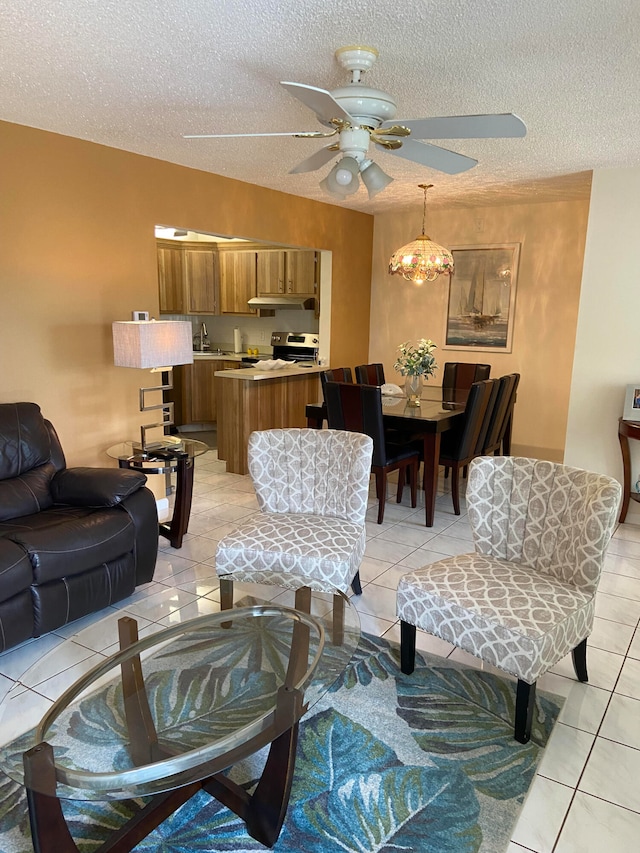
[241, 332, 319, 365]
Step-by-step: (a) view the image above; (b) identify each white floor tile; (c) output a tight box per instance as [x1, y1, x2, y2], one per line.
[536, 673, 611, 734]
[383, 621, 456, 659]
[357, 555, 395, 584]
[511, 775, 574, 853]
[599, 693, 640, 749]
[594, 591, 640, 626]
[118, 587, 198, 622]
[603, 551, 640, 579]
[579, 738, 640, 811]
[606, 536, 640, 559]
[0, 686, 52, 746]
[364, 536, 417, 564]
[358, 612, 396, 637]
[418, 533, 472, 558]
[554, 791, 640, 853]
[352, 583, 398, 622]
[629, 627, 640, 660]
[598, 571, 640, 602]
[549, 646, 624, 691]
[376, 522, 439, 549]
[0, 633, 66, 681]
[588, 617, 635, 656]
[615, 656, 640, 700]
[536, 722, 595, 787]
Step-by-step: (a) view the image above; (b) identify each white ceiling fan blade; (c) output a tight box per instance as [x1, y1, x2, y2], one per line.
[183, 131, 325, 139]
[281, 81, 353, 127]
[288, 146, 339, 174]
[381, 113, 526, 140]
[388, 139, 478, 174]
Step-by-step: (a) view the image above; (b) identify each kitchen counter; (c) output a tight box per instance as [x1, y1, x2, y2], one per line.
[214, 365, 324, 474]
[214, 364, 326, 381]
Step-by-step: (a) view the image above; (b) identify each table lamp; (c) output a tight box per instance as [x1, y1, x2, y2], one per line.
[112, 319, 194, 451]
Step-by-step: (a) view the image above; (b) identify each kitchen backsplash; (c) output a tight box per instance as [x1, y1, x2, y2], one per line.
[160, 311, 319, 353]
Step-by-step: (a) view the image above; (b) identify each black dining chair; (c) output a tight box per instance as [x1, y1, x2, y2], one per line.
[320, 367, 354, 385]
[437, 378, 496, 514]
[481, 373, 520, 456]
[442, 362, 491, 403]
[483, 373, 520, 456]
[354, 363, 385, 385]
[323, 381, 419, 524]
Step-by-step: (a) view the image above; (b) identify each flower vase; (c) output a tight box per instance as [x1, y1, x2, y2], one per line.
[404, 375, 424, 407]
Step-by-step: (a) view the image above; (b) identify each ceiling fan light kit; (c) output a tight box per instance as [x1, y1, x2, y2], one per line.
[389, 184, 454, 283]
[185, 45, 526, 202]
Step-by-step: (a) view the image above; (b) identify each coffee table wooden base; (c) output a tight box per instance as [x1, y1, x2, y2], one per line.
[22, 617, 306, 852]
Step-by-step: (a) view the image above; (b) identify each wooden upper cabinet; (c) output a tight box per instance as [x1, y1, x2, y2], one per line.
[285, 250, 317, 296]
[219, 250, 258, 315]
[257, 251, 285, 295]
[157, 242, 185, 314]
[184, 247, 218, 314]
[157, 240, 219, 315]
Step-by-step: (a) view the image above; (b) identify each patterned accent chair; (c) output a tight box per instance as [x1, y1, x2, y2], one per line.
[397, 456, 621, 743]
[215, 428, 373, 613]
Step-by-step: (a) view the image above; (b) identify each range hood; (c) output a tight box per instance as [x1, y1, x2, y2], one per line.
[247, 296, 315, 310]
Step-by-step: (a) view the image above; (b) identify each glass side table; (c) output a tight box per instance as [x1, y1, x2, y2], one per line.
[106, 437, 208, 549]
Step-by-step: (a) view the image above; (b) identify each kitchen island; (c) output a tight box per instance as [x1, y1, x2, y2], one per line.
[215, 365, 325, 474]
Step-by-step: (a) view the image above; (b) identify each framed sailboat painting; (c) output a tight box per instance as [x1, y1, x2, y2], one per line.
[443, 243, 520, 352]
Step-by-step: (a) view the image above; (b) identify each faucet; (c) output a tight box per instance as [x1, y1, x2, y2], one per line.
[196, 322, 208, 351]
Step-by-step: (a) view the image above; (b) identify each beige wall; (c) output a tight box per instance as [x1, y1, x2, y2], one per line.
[0, 120, 373, 465]
[370, 197, 590, 460]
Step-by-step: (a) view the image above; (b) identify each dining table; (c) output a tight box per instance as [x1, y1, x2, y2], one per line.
[305, 385, 468, 527]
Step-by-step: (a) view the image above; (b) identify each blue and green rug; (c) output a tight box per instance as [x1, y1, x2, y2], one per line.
[0, 633, 562, 852]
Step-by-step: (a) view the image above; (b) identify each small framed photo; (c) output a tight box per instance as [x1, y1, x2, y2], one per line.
[622, 384, 640, 422]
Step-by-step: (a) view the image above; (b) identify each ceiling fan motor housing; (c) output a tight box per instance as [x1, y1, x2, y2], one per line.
[330, 84, 397, 127]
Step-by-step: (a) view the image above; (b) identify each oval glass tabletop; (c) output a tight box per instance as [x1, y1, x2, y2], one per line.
[106, 436, 209, 463]
[1, 598, 360, 801]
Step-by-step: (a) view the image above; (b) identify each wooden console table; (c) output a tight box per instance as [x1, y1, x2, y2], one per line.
[618, 417, 640, 522]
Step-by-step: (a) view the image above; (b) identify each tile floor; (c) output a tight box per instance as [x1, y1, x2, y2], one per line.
[1, 449, 639, 852]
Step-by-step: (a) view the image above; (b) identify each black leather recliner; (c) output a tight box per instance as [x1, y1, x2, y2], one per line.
[0, 402, 158, 653]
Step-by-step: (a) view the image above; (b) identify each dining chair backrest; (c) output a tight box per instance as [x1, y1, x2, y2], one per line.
[444, 379, 495, 462]
[320, 367, 354, 385]
[354, 363, 386, 385]
[482, 373, 520, 455]
[323, 381, 388, 467]
[474, 378, 501, 455]
[442, 362, 491, 402]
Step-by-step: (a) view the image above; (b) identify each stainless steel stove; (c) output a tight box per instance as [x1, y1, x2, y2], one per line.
[241, 332, 319, 365]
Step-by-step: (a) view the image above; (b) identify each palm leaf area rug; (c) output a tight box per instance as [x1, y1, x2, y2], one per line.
[0, 632, 563, 853]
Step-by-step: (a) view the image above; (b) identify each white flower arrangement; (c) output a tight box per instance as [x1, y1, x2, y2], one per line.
[394, 339, 438, 377]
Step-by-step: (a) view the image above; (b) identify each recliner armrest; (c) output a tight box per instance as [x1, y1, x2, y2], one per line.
[51, 467, 148, 508]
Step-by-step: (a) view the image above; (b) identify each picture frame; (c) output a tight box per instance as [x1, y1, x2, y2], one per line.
[622, 384, 640, 422]
[442, 243, 520, 352]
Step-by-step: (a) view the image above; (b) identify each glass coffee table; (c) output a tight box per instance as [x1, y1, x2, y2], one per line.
[1, 595, 360, 851]
[106, 436, 208, 548]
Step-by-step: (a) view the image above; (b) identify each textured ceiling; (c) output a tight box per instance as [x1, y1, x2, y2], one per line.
[1, 0, 638, 213]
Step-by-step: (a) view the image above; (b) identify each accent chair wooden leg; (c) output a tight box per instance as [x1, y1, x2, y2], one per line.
[515, 679, 536, 744]
[400, 620, 416, 674]
[571, 638, 589, 682]
[350, 571, 362, 596]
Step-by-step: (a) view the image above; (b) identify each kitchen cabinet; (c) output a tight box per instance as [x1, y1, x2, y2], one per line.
[157, 240, 219, 315]
[157, 241, 185, 314]
[171, 359, 240, 425]
[184, 246, 218, 314]
[256, 249, 318, 297]
[219, 250, 258, 315]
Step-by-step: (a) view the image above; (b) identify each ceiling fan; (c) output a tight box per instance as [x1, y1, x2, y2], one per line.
[184, 46, 526, 200]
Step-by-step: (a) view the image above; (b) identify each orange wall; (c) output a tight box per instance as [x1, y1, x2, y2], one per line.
[371, 197, 590, 460]
[0, 120, 373, 464]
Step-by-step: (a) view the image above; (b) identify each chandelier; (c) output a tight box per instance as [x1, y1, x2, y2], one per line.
[388, 184, 454, 283]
